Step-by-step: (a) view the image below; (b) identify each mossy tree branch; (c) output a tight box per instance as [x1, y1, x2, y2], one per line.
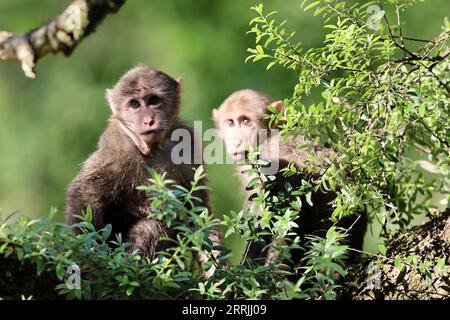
[341, 209, 450, 300]
[0, 0, 126, 78]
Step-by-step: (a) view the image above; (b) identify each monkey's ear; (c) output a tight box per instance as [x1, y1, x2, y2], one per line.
[272, 100, 285, 112]
[175, 77, 182, 98]
[212, 108, 219, 125]
[105, 89, 118, 114]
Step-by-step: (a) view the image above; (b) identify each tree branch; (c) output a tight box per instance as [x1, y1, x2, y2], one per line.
[0, 0, 126, 78]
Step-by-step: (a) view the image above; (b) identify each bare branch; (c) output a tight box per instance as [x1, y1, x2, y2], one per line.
[0, 0, 126, 78]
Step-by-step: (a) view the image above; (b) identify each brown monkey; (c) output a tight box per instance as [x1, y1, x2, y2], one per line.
[66, 65, 221, 275]
[213, 89, 366, 267]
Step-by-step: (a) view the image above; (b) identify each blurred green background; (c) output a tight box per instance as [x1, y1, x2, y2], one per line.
[0, 0, 448, 261]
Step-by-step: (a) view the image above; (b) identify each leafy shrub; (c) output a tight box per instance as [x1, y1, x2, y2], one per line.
[1, 0, 448, 300]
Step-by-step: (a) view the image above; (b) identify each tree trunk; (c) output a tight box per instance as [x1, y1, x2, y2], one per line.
[341, 209, 450, 299]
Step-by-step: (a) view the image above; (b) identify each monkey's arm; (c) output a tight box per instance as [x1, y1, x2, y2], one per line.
[66, 157, 112, 234]
[126, 219, 165, 257]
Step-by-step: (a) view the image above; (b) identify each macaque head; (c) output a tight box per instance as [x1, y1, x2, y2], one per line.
[106, 65, 180, 155]
[212, 89, 284, 162]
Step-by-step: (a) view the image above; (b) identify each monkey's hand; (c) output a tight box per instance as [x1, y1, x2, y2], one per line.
[126, 219, 166, 258]
[65, 156, 111, 233]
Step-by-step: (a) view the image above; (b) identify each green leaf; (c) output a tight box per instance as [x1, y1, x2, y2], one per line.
[305, 192, 313, 206]
[395, 265, 406, 285]
[246, 177, 261, 191]
[437, 258, 446, 269]
[378, 244, 387, 255]
[419, 104, 426, 117]
[101, 224, 112, 240]
[266, 60, 277, 70]
[126, 287, 135, 296]
[175, 256, 185, 269]
[256, 45, 264, 54]
[0, 242, 8, 253]
[304, 1, 320, 12]
[56, 263, 65, 281]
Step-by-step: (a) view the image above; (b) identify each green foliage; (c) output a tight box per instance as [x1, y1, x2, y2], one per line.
[247, 1, 449, 238]
[225, 0, 449, 299]
[222, 147, 348, 299]
[0, 166, 344, 300]
[0, 167, 219, 299]
[0, 0, 448, 300]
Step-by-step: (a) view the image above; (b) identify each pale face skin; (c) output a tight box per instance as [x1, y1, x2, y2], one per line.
[213, 89, 283, 162]
[217, 109, 262, 161]
[118, 93, 167, 144]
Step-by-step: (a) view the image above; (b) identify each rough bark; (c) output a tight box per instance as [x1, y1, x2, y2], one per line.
[341, 209, 450, 299]
[0, 0, 126, 78]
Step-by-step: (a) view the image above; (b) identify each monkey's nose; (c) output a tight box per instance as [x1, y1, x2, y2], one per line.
[145, 119, 156, 128]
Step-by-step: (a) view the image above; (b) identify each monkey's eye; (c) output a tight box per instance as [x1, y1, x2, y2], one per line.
[147, 95, 161, 106]
[227, 119, 235, 127]
[242, 118, 252, 126]
[130, 100, 140, 109]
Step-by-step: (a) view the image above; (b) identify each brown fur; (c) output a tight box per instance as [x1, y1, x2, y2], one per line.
[66, 66, 221, 272]
[213, 89, 367, 267]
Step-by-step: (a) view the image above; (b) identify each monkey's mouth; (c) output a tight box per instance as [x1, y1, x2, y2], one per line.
[141, 128, 165, 136]
[139, 130, 162, 144]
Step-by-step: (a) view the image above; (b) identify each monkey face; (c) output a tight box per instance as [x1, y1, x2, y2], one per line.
[213, 89, 284, 162]
[218, 112, 262, 161]
[120, 94, 170, 145]
[106, 65, 181, 154]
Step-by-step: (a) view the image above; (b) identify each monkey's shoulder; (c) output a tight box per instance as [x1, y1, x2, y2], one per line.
[98, 119, 138, 152]
[72, 146, 144, 193]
